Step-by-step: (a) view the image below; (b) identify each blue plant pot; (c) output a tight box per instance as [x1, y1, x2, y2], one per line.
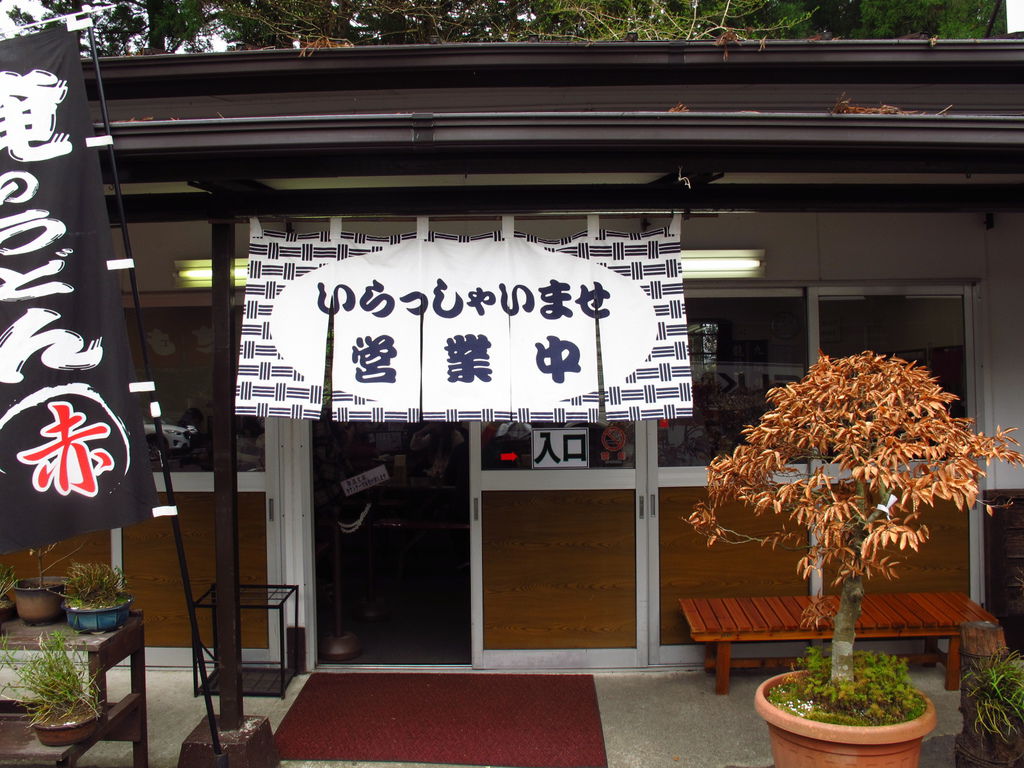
[62, 600, 132, 633]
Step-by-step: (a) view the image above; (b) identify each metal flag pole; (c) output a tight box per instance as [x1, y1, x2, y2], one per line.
[74, 11, 229, 768]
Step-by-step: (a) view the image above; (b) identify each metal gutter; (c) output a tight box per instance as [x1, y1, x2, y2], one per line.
[107, 111, 1024, 177]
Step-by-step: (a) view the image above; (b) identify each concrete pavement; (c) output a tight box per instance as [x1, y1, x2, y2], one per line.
[67, 665, 962, 768]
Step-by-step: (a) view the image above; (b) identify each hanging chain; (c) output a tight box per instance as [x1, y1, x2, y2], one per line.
[338, 503, 372, 534]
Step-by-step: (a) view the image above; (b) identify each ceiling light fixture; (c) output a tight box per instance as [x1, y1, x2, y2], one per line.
[681, 249, 765, 279]
[174, 259, 249, 288]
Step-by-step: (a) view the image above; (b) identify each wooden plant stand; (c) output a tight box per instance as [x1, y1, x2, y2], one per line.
[0, 612, 147, 768]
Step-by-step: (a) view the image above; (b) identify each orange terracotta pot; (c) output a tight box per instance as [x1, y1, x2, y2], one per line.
[754, 671, 937, 768]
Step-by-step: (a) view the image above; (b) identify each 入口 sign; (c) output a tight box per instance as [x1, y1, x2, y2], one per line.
[532, 427, 589, 469]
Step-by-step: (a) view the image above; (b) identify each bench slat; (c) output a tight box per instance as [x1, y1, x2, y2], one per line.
[865, 594, 905, 629]
[719, 598, 750, 631]
[878, 594, 922, 628]
[770, 593, 802, 630]
[903, 593, 953, 627]
[856, 597, 886, 630]
[679, 599, 711, 634]
[937, 592, 978, 620]
[737, 597, 771, 633]
[708, 598, 742, 632]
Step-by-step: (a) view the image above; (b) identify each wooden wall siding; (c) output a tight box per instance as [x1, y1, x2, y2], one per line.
[482, 489, 636, 650]
[123, 492, 268, 648]
[659, 489, 971, 645]
[824, 499, 969, 596]
[658, 487, 807, 646]
[0, 531, 111, 588]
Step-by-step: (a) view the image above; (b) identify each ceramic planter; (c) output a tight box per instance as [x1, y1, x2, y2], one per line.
[63, 599, 132, 633]
[31, 715, 98, 747]
[754, 671, 937, 768]
[13, 578, 65, 625]
[0, 600, 15, 625]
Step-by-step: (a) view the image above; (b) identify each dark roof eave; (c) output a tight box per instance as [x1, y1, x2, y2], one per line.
[112, 182, 1024, 222]
[86, 39, 1024, 99]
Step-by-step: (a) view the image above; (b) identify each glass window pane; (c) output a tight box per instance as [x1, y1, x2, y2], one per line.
[818, 294, 965, 415]
[126, 306, 265, 472]
[658, 296, 808, 467]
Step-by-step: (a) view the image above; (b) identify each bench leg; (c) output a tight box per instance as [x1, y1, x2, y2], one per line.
[715, 642, 732, 695]
[945, 634, 961, 691]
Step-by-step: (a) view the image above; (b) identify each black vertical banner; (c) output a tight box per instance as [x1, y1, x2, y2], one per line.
[0, 27, 156, 552]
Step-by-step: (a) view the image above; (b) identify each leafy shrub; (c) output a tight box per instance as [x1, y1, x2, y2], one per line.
[964, 648, 1024, 741]
[0, 564, 16, 607]
[1, 631, 100, 726]
[767, 647, 926, 726]
[62, 563, 129, 610]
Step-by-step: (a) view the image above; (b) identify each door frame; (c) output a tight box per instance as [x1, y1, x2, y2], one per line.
[470, 421, 654, 669]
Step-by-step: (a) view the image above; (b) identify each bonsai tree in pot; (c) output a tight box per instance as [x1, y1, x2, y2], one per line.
[13, 544, 79, 625]
[1, 630, 101, 746]
[687, 352, 1024, 762]
[61, 562, 132, 633]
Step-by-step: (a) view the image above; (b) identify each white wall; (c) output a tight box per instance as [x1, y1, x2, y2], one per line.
[980, 213, 1024, 491]
[680, 211, 988, 282]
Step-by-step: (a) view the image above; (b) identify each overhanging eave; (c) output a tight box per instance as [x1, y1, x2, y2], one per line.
[107, 112, 1024, 183]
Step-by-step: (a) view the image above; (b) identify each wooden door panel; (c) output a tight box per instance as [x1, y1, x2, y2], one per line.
[123, 492, 268, 648]
[658, 487, 806, 645]
[824, 499, 969, 595]
[483, 489, 635, 649]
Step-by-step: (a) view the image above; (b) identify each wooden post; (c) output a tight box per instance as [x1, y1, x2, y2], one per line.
[212, 220, 243, 731]
[955, 621, 1021, 768]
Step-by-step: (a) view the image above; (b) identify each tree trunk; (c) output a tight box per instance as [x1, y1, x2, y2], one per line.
[831, 575, 864, 682]
[146, 0, 166, 52]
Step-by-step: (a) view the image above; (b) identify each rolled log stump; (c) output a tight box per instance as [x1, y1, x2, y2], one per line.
[955, 620, 1024, 768]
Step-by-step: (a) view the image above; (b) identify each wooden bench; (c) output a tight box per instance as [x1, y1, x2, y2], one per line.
[679, 592, 997, 694]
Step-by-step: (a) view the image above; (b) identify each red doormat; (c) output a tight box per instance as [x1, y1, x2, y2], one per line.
[274, 672, 608, 767]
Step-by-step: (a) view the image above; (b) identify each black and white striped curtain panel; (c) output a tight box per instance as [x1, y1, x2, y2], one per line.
[236, 216, 692, 423]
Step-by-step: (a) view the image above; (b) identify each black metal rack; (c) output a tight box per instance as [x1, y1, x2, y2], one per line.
[193, 584, 299, 698]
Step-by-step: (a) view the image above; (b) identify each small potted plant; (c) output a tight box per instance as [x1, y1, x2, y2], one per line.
[13, 544, 70, 626]
[61, 562, 132, 633]
[1, 630, 100, 746]
[957, 647, 1024, 767]
[0, 564, 17, 624]
[688, 351, 1024, 766]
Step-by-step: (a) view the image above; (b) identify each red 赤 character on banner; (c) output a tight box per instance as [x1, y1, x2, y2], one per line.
[17, 401, 114, 497]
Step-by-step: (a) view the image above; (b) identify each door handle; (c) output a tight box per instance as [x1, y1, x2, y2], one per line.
[473, 497, 479, 522]
[650, 493, 657, 518]
[638, 495, 645, 520]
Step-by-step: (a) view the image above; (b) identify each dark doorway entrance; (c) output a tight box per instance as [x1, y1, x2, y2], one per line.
[312, 421, 471, 665]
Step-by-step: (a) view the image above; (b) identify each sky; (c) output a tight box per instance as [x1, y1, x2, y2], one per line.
[0, 0, 48, 35]
[2, 1, 1022, 45]
[0, 0, 230, 50]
